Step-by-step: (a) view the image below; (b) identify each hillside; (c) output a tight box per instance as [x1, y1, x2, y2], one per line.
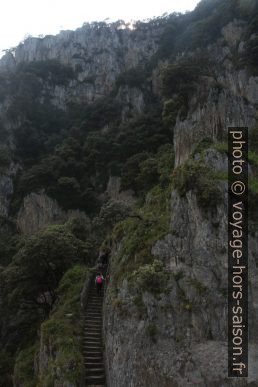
[0, 0, 258, 385]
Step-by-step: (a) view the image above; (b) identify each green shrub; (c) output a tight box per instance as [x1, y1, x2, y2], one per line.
[249, 151, 258, 167]
[112, 181, 171, 285]
[120, 152, 150, 191]
[121, 144, 174, 194]
[162, 95, 187, 127]
[162, 63, 199, 99]
[130, 259, 169, 294]
[190, 279, 207, 295]
[13, 344, 39, 387]
[172, 160, 222, 209]
[193, 137, 214, 156]
[249, 125, 258, 154]
[213, 142, 228, 154]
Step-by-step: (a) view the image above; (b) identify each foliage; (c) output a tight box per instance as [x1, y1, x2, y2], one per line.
[16, 60, 75, 86]
[1, 225, 90, 325]
[112, 180, 171, 285]
[120, 152, 150, 191]
[190, 279, 207, 295]
[39, 266, 89, 386]
[213, 142, 228, 154]
[193, 137, 214, 156]
[131, 259, 169, 294]
[121, 144, 174, 194]
[172, 159, 222, 209]
[249, 151, 258, 167]
[65, 213, 91, 242]
[162, 63, 199, 99]
[93, 200, 131, 234]
[116, 67, 147, 90]
[13, 343, 39, 387]
[162, 95, 188, 127]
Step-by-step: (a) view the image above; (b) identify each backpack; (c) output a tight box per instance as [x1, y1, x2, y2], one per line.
[96, 276, 103, 284]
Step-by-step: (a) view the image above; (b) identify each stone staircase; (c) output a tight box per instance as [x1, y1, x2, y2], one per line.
[83, 277, 106, 386]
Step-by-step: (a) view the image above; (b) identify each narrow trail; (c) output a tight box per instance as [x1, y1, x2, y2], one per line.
[83, 274, 106, 386]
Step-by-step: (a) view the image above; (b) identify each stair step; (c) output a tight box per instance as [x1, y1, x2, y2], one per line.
[84, 322, 102, 326]
[85, 375, 105, 385]
[83, 342, 102, 347]
[84, 335, 102, 340]
[84, 335, 102, 339]
[86, 305, 102, 309]
[84, 327, 102, 332]
[83, 345, 103, 353]
[84, 312, 102, 315]
[86, 368, 105, 376]
[85, 361, 104, 366]
[83, 338, 102, 343]
[83, 281, 106, 385]
[84, 353, 103, 358]
[84, 357, 103, 363]
[83, 338, 103, 347]
[83, 344, 102, 349]
[85, 316, 102, 319]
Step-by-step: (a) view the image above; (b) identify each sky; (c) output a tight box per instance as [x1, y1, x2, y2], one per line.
[0, 0, 199, 57]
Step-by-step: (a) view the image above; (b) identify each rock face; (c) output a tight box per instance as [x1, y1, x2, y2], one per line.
[106, 175, 136, 207]
[174, 64, 257, 166]
[0, 21, 163, 106]
[104, 150, 258, 387]
[16, 192, 88, 234]
[173, 18, 258, 167]
[17, 192, 67, 234]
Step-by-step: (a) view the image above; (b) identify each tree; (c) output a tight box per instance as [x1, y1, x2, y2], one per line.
[1, 225, 89, 317]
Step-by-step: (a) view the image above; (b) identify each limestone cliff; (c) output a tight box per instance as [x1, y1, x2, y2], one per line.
[104, 150, 258, 387]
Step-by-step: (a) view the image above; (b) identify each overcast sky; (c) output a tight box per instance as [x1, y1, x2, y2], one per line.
[0, 0, 199, 57]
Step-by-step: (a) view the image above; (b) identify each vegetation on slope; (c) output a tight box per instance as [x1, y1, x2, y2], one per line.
[13, 266, 89, 386]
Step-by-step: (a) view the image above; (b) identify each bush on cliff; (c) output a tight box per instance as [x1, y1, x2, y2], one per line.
[172, 159, 222, 209]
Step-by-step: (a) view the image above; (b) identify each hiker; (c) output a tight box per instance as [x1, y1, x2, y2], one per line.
[99, 249, 110, 266]
[96, 259, 104, 272]
[95, 273, 104, 295]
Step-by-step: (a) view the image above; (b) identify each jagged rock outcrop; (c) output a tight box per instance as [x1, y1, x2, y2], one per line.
[17, 192, 67, 234]
[0, 21, 163, 106]
[106, 175, 136, 207]
[174, 66, 257, 166]
[104, 150, 258, 386]
[17, 192, 88, 234]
